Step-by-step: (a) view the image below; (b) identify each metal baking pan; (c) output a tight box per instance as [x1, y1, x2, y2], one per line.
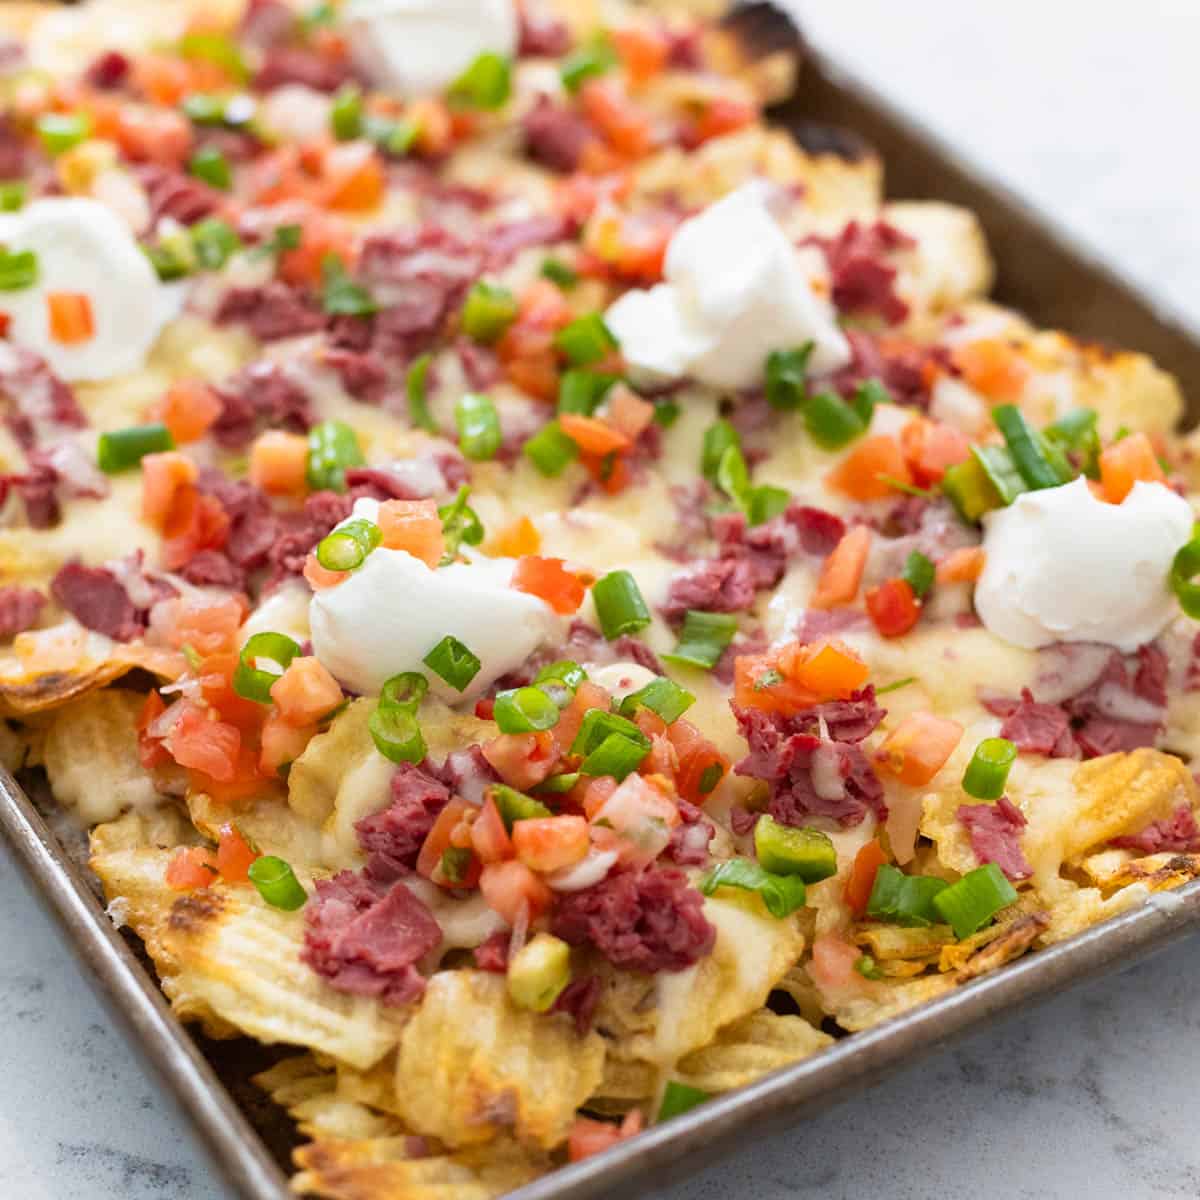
[4, 9, 1200, 1200]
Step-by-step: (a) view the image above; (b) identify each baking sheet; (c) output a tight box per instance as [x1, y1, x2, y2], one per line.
[3, 12, 1200, 1200]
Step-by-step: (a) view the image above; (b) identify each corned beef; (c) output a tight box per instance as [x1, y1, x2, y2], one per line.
[661, 557, 757, 623]
[456, 337, 502, 389]
[523, 96, 594, 173]
[958, 797, 1032, 881]
[255, 47, 355, 93]
[485, 214, 572, 268]
[138, 164, 221, 226]
[323, 348, 389, 404]
[664, 799, 715, 867]
[0, 586, 45, 640]
[553, 974, 602, 1035]
[552, 866, 716, 973]
[50, 562, 141, 642]
[0, 342, 87, 449]
[356, 762, 451, 882]
[831, 329, 938, 411]
[215, 283, 325, 343]
[518, 6, 572, 56]
[474, 930, 510, 973]
[85, 50, 130, 89]
[983, 689, 1078, 758]
[211, 363, 314, 449]
[1111, 805, 1200, 854]
[178, 549, 246, 590]
[803, 220, 914, 325]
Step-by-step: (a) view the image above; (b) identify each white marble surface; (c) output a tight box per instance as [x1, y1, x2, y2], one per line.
[4, 2, 1200, 1197]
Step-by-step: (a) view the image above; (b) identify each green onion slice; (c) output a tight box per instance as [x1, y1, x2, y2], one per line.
[190, 217, 241, 270]
[97, 423, 174, 473]
[932, 863, 1018, 939]
[461, 280, 519, 344]
[321, 253, 378, 317]
[560, 36, 618, 93]
[455, 393, 502, 461]
[554, 312, 617, 366]
[701, 419, 740, 483]
[962, 737, 1017, 800]
[379, 672, 428, 713]
[438, 484, 485, 560]
[992, 404, 1065, 490]
[970, 444, 1028, 506]
[804, 391, 868, 450]
[369, 704, 427, 764]
[524, 420, 579, 476]
[1172, 528, 1200, 619]
[764, 342, 813, 410]
[188, 145, 232, 190]
[657, 1081, 710, 1122]
[1044, 407, 1100, 478]
[557, 369, 616, 415]
[663, 610, 739, 671]
[330, 84, 364, 140]
[571, 709, 650, 758]
[0, 246, 38, 291]
[233, 632, 302, 704]
[316, 518, 381, 572]
[493, 686, 561, 733]
[941, 456, 1002, 524]
[591, 569, 652, 640]
[540, 257, 578, 288]
[579, 732, 650, 781]
[0, 180, 28, 212]
[405, 352, 437, 434]
[490, 783, 552, 831]
[700, 859, 807, 918]
[753, 816, 837, 883]
[36, 112, 91, 155]
[618, 677, 695, 725]
[247, 856, 308, 911]
[901, 550, 935, 599]
[423, 635, 482, 692]
[535, 772, 581, 795]
[865, 864, 948, 928]
[534, 660, 587, 692]
[307, 420, 365, 492]
[653, 399, 681, 428]
[448, 51, 512, 109]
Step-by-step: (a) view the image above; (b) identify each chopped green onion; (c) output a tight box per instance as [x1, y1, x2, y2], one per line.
[233, 632, 302, 704]
[1044, 407, 1100, 478]
[653, 399, 681, 428]
[0, 247, 37, 292]
[438, 485, 485, 559]
[494, 686, 561, 733]
[865, 864, 948, 928]
[749, 484, 791, 526]
[941, 455, 1003, 523]
[557, 369, 616, 415]
[697, 762, 723, 795]
[306, 420, 365, 492]
[992, 404, 1066, 490]
[580, 732, 650, 781]
[0, 181, 27, 212]
[178, 31, 248, 83]
[257, 223, 302, 259]
[490, 783, 552, 830]
[369, 704, 426, 764]
[852, 378, 889, 423]
[181, 92, 227, 126]
[618, 677, 695, 725]
[455, 393, 502, 461]
[804, 391, 868, 449]
[657, 1081, 709, 1122]
[535, 660, 588, 692]
[663, 610, 738, 671]
[316, 517, 380, 572]
[379, 672, 428, 713]
[536, 772, 581, 795]
[423, 635, 482, 692]
[247, 856, 308, 911]
[188, 146, 232, 190]
[1172, 528, 1200, 619]
[571, 709, 650, 758]
[875, 676, 916, 695]
[190, 217, 241, 270]
[330, 84, 364, 140]
[854, 955, 884, 980]
[145, 241, 192, 282]
[301, 0, 335, 30]
[971, 444, 1028, 506]
[540, 257, 578, 288]
[449, 51, 512, 109]
[700, 859, 807, 918]
[716, 443, 750, 507]
[440, 846, 474, 885]
[97, 423, 175, 473]
[405, 352, 437, 434]
[765, 343, 813, 411]
[753, 815, 837, 882]
[36, 112, 91, 155]
[701, 420, 740, 483]
[901, 550, 935, 599]
[961, 737, 1017, 801]
[560, 36, 618, 93]
[321, 253, 378, 317]
[461, 281, 519, 344]
[932, 863, 1018, 940]
[591, 569, 652, 639]
[554, 312, 617, 366]
[524, 420, 579, 476]
[364, 112, 420, 157]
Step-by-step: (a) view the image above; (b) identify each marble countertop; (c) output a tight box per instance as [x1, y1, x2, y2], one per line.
[3, 3, 1200, 1197]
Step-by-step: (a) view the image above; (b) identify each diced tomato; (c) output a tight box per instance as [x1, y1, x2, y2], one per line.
[579, 78, 655, 159]
[132, 54, 195, 106]
[216, 823, 259, 884]
[195, 650, 265, 733]
[481, 730, 558, 791]
[405, 98, 454, 157]
[826, 435, 911, 501]
[579, 449, 632, 495]
[952, 338, 1029, 402]
[162, 491, 230, 571]
[46, 292, 94, 344]
[735, 639, 869, 716]
[270, 656, 343, 727]
[115, 103, 193, 166]
[517, 279, 573, 332]
[470, 796, 514, 865]
[811, 525, 872, 610]
[249, 430, 310, 496]
[376, 498, 444, 567]
[552, 680, 611, 756]
[137, 690, 171, 769]
[478, 860, 553, 925]
[165, 845, 219, 891]
[606, 386, 654, 440]
[322, 140, 385, 211]
[575, 775, 618, 820]
[303, 552, 349, 590]
[510, 556, 588, 615]
[558, 413, 632, 456]
[417, 797, 476, 882]
[581, 203, 674, 284]
[900, 417, 971, 486]
[512, 815, 590, 873]
[1098, 431, 1166, 503]
[496, 323, 560, 402]
[568, 1111, 643, 1163]
[163, 702, 242, 782]
[667, 718, 729, 804]
[166, 596, 243, 657]
[733, 654, 819, 716]
[554, 169, 632, 226]
[844, 838, 888, 916]
[141, 450, 198, 531]
[259, 708, 315, 776]
[612, 25, 670, 84]
[590, 775, 678, 865]
[865, 578, 921, 638]
[936, 546, 986, 584]
[683, 96, 757, 147]
[152, 380, 221, 444]
[190, 742, 268, 804]
[875, 712, 964, 787]
[487, 516, 541, 559]
[809, 932, 868, 993]
[278, 213, 357, 288]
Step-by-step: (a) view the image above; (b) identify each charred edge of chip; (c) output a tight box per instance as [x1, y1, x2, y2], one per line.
[718, 1, 804, 62]
[788, 120, 877, 164]
[954, 911, 1051, 983]
[168, 889, 226, 934]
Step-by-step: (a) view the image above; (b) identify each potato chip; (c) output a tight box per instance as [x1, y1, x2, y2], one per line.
[395, 969, 605, 1150]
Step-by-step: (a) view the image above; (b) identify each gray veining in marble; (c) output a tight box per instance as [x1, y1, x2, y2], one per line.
[3, 2, 1200, 1196]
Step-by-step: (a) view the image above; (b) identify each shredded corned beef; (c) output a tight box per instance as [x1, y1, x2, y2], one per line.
[0, 343, 86, 450]
[85, 50, 130, 89]
[485, 214, 572, 268]
[656, 480, 716, 562]
[553, 974, 602, 1035]
[661, 557, 757, 623]
[552, 866, 716, 973]
[356, 762, 451, 882]
[302, 871, 441, 1006]
[178, 549, 246, 590]
[523, 96, 594, 173]
[212, 363, 314, 449]
[138, 164, 222, 226]
[831, 329, 939, 411]
[239, 0, 296, 48]
[734, 695, 887, 828]
[0, 586, 46, 640]
[456, 337, 502, 389]
[215, 283, 326, 343]
[729, 806, 761, 837]
[518, 5, 572, 56]
[791, 607, 869, 644]
[1111, 805, 1200, 854]
[497, 620, 663, 690]
[323, 348, 390, 404]
[713, 628, 769, 686]
[255, 47, 355, 93]
[50, 562, 142, 642]
[958, 797, 1032, 881]
[0, 115, 29, 180]
[263, 491, 355, 588]
[664, 799, 715, 867]
[474, 930, 510, 973]
[984, 689, 1078, 758]
[803, 220, 913, 325]
[4, 460, 60, 528]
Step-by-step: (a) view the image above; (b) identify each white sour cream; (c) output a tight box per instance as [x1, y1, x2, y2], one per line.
[604, 183, 851, 390]
[341, 0, 518, 98]
[975, 477, 1194, 652]
[0, 198, 180, 382]
[309, 500, 562, 700]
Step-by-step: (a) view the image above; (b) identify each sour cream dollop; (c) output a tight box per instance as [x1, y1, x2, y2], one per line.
[0, 198, 180, 382]
[309, 500, 562, 700]
[975, 476, 1194, 652]
[341, 0, 518, 98]
[604, 183, 851, 390]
